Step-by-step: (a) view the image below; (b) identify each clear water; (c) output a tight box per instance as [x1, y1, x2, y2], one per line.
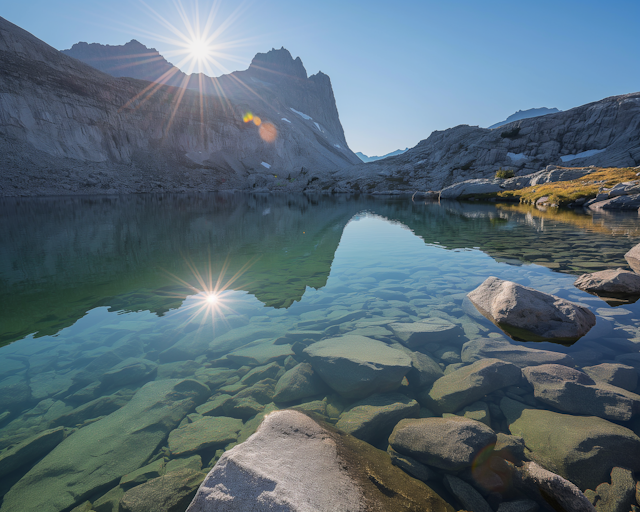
[1, 193, 639, 510]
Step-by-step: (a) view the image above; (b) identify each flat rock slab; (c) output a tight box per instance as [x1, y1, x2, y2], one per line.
[336, 393, 419, 444]
[186, 410, 453, 512]
[389, 318, 463, 348]
[625, 243, 640, 274]
[169, 416, 243, 456]
[425, 358, 522, 413]
[461, 337, 574, 368]
[523, 364, 640, 421]
[304, 335, 412, 400]
[389, 416, 497, 472]
[467, 277, 596, 343]
[586, 467, 635, 512]
[501, 397, 640, 490]
[0, 379, 209, 512]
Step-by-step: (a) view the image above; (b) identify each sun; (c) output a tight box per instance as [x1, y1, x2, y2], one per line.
[188, 38, 211, 61]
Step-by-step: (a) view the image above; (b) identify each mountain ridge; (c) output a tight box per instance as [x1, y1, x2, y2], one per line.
[488, 107, 561, 129]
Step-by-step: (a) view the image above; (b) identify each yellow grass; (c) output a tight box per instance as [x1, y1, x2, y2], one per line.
[498, 167, 639, 206]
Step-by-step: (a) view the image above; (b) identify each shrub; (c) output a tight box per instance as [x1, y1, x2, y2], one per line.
[500, 127, 521, 139]
[495, 169, 515, 179]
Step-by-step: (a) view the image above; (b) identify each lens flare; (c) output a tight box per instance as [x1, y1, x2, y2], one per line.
[259, 122, 278, 143]
[243, 112, 254, 123]
[253, 116, 262, 126]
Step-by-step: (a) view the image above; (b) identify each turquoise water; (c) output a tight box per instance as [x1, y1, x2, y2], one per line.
[1, 193, 639, 510]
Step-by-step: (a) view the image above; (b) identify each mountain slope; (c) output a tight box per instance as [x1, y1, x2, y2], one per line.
[0, 19, 359, 196]
[332, 93, 640, 193]
[488, 107, 560, 129]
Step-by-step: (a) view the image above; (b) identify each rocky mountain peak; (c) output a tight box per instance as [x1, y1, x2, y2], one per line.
[248, 47, 307, 82]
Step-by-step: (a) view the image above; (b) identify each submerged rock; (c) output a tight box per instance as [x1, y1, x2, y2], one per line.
[585, 467, 636, 512]
[523, 364, 640, 421]
[501, 397, 640, 490]
[272, 362, 328, 402]
[336, 393, 419, 444]
[0, 426, 66, 479]
[120, 468, 205, 512]
[303, 335, 412, 399]
[424, 358, 522, 413]
[388, 318, 463, 348]
[582, 363, 638, 392]
[461, 337, 575, 368]
[467, 277, 596, 343]
[0, 379, 209, 512]
[388, 416, 496, 472]
[186, 410, 453, 512]
[517, 462, 596, 512]
[443, 474, 493, 512]
[168, 416, 243, 456]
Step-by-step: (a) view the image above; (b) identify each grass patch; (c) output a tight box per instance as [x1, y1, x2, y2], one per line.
[498, 167, 638, 206]
[495, 168, 515, 179]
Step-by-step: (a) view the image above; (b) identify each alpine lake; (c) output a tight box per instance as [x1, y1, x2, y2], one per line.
[1, 193, 640, 512]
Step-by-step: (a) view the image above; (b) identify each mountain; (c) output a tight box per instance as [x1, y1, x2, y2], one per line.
[0, 18, 360, 196]
[355, 148, 409, 163]
[331, 93, 640, 193]
[488, 107, 561, 129]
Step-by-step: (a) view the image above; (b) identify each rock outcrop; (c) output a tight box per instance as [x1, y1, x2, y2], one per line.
[332, 93, 640, 193]
[0, 18, 360, 196]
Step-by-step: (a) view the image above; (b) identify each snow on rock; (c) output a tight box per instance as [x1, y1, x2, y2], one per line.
[334, 144, 341, 149]
[290, 107, 312, 120]
[560, 149, 606, 162]
[281, 118, 291, 123]
[261, 162, 271, 169]
[314, 122, 322, 132]
[507, 152, 527, 162]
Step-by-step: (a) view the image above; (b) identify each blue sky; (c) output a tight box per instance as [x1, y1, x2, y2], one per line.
[5, 0, 640, 156]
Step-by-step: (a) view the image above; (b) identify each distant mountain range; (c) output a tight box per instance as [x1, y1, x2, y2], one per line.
[488, 107, 561, 129]
[355, 148, 409, 163]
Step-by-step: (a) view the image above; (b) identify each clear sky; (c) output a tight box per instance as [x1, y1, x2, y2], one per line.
[4, 0, 640, 156]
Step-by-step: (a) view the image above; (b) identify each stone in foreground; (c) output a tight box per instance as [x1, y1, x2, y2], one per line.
[501, 397, 640, 490]
[467, 277, 596, 343]
[425, 358, 521, 413]
[186, 410, 453, 512]
[388, 416, 496, 472]
[303, 335, 412, 399]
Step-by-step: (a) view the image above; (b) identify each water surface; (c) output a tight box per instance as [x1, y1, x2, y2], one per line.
[1, 193, 639, 510]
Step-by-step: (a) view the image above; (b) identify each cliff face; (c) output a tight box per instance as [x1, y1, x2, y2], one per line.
[333, 92, 640, 193]
[0, 19, 359, 196]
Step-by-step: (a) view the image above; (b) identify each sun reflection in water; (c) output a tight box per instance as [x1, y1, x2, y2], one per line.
[161, 255, 258, 331]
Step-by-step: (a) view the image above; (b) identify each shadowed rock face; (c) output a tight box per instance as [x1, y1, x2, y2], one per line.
[333, 93, 640, 193]
[0, 18, 359, 197]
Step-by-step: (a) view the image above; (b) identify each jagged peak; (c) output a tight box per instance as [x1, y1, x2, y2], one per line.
[249, 47, 307, 81]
